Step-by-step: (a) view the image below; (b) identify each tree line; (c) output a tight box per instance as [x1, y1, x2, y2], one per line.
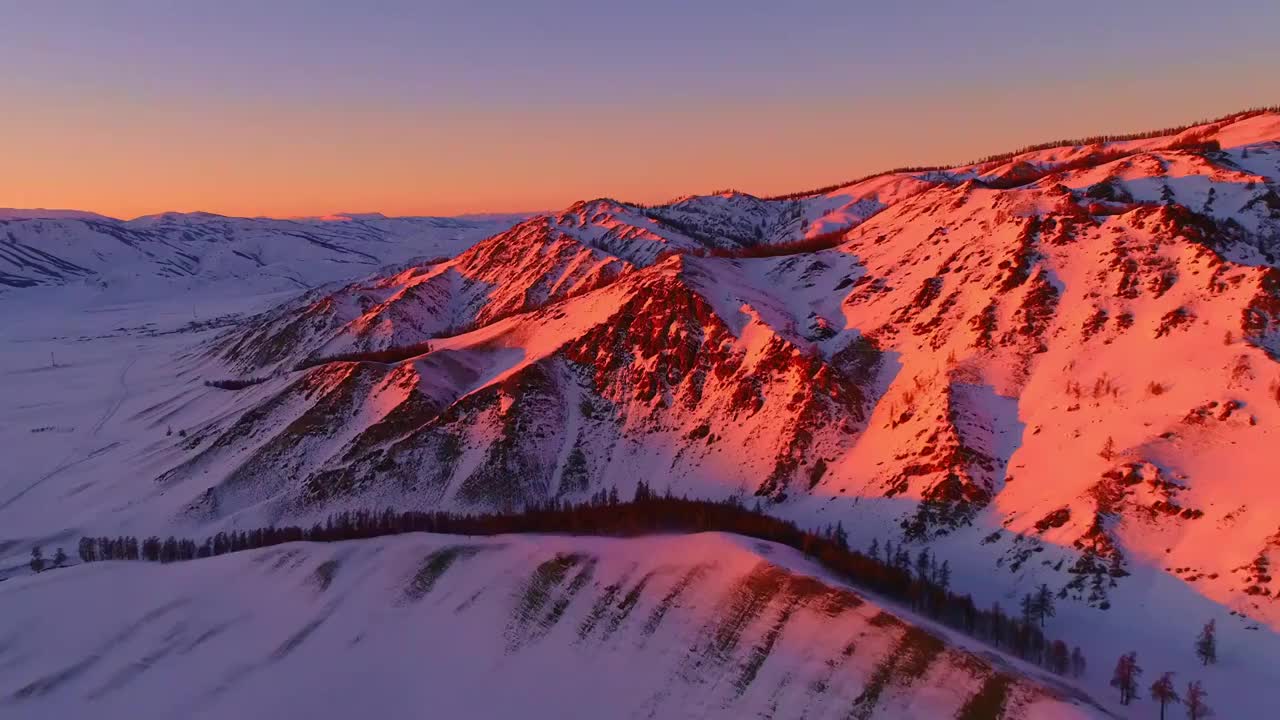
[70, 484, 1220, 714]
[75, 485, 1089, 679]
[292, 340, 435, 372]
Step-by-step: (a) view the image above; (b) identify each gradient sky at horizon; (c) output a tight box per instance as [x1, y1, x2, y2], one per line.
[3, 0, 1279, 219]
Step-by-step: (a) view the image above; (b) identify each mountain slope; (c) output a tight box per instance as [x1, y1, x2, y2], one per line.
[0, 533, 1100, 719]
[142, 109, 1280, 638]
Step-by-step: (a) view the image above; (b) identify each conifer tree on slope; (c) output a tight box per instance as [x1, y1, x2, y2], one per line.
[1149, 672, 1180, 720]
[1184, 680, 1211, 720]
[1032, 583, 1056, 627]
[1194, 620, 1217, 666]
[1110, 651, 1142, 705]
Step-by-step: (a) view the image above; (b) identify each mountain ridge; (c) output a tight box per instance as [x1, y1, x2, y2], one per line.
[144, 108, 1280, 638]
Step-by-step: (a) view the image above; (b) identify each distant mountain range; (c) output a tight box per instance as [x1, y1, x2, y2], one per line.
[0, 209, 528, 295]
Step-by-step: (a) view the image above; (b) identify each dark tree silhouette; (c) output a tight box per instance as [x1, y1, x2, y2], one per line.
[69, 495, 1089, 672]
[292, 340, 434, 372]
[832, 521, 849, 550]
[1111, 651, 1142, 705]
[1071, 645, 1087, 678]
[29, 546, 45, 574]
[1032, 583, 1056, 627]
[1020, 593, 1036, 626]
[1194, 620, 1217, 666]
[915, 548, 931, 584]
[1150, 672, 1180, 720]
[1184, 680, 1211, 719]
[78, 536, 96, 563]
[53, 547, 67, 568]
[1047, 640, 1070, 675]
[141, 536, 162, 562]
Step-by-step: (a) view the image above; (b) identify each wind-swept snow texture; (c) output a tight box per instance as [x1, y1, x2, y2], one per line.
[5, 108, 1280, 717]
[0, 533, 1100, 720]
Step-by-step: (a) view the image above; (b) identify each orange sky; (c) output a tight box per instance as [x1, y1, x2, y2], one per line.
[8, 92, 1276, 220]
[3, 3, 1279, 219]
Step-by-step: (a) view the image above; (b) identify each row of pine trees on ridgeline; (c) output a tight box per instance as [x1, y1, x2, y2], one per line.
[44, 483, 1220, 716]
[1109, 620, 1217, 718]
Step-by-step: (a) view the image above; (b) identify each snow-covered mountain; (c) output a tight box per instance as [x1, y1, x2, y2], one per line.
[0, 533, 1101, 719]
[157, 109, 1280, 632]
[4, 108, 1280, 718]
[0, 210, 527, 297]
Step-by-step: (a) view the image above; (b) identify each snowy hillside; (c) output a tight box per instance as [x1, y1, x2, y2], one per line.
[0, 210, 525, 298]
[0, 533, 1100, 719]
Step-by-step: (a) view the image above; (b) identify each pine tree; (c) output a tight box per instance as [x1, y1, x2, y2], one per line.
[78, 536, 96, 563]
[1070, 646, 1087, 678]
[29, 546, 45, 573]
[1020, 593, 1036, 625]
[142, 536, 162, 562]
[53, 547, 67, 568]
[868, 538, 879, 560]
[1111, 651, 1142, 705]
[895, 547, 911, 573]
[1194, 620, 1217, 666]
[1184, 680, 1211, 719]
[1032, 583, 1056, 627]
[1150, 672, 1180, 720]
[990, 602, 1006, 647]
[1048, 640, 1070, 675]
[937, 560, 951, 592]
[832, 521, 849, 550]
[915, 548, 931, 584]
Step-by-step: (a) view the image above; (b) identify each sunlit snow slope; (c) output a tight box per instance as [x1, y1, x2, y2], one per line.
[144, 109, 1280, 631]
[0, 533, 1099, 720]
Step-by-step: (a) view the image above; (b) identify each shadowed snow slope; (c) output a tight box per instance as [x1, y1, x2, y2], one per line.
[0, 533, 1100, 720]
